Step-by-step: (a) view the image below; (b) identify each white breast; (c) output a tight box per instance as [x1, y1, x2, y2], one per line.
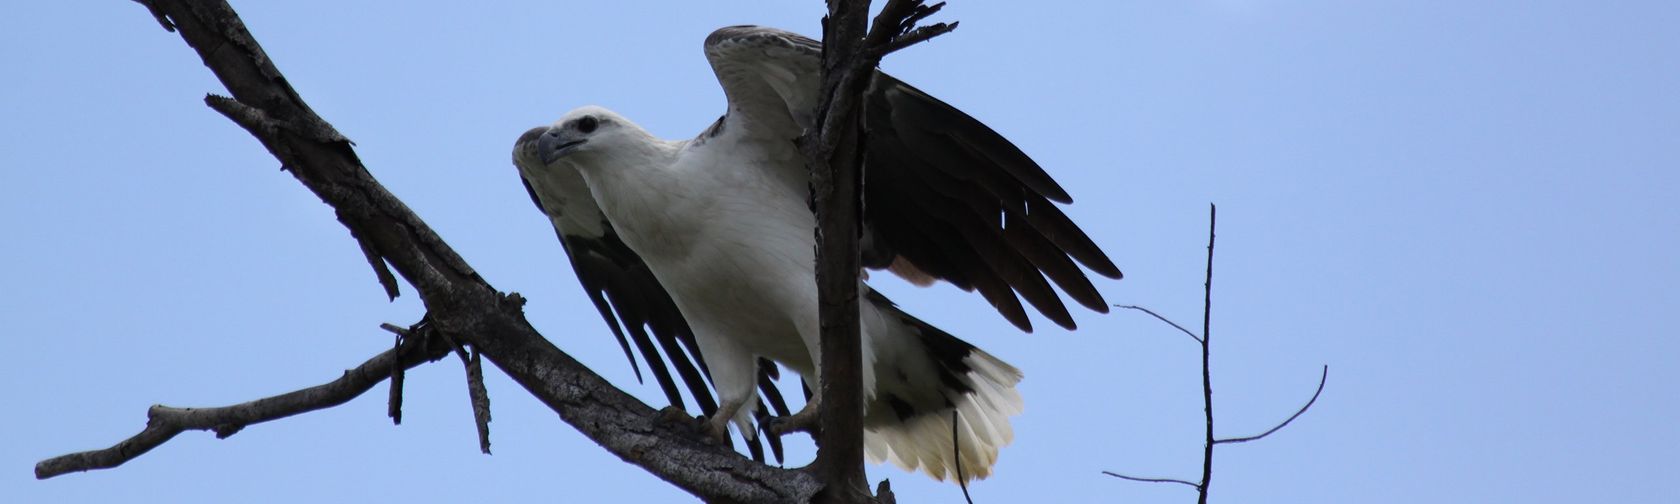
[580, 129, 819, 369]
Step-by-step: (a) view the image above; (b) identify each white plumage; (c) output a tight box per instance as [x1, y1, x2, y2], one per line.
[512, 26, 1119, 482]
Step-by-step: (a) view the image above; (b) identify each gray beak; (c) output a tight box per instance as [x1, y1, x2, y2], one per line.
[537, 127, 587, 164]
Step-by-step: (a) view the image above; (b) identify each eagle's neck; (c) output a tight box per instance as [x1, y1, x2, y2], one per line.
[571, 138, 697, 260]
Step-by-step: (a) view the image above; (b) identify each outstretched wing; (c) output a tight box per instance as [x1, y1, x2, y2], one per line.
[512, 129, 788, 462]
[703, 26, 1122, 333]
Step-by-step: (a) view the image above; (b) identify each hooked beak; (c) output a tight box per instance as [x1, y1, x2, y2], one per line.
[537, 128, 587, 164]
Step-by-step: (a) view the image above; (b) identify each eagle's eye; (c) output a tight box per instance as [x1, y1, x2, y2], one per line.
[577, 116, 599, 134]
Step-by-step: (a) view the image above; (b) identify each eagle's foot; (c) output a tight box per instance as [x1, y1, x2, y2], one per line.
[764, 404, 821, 438]
[655, 405, 694, 427]
[702, 415, 733, 445]
[656, 406, 727, 444]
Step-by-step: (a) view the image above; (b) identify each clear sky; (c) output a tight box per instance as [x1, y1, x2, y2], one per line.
[4, 1, 1677, 502]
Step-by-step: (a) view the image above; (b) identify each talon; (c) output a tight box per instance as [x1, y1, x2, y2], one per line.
[655, 405, 692, 426]
[656, 406, 729, 444]
[765, 408, 821, 437]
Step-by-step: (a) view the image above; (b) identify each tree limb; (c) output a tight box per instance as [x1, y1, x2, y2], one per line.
[802, 1, 956, 502]
[35, 327, 452, 479]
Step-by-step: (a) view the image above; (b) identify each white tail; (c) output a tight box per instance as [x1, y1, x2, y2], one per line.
[863, 349, 1023, 481]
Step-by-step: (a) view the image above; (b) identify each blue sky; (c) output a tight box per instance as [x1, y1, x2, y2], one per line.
[4, 1, 1677, 502]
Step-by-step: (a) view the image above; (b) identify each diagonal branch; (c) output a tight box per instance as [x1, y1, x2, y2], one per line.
[36, 1, 826, 501]
[1101, 471, 1202, 489]
[1115, 304, 1204, 344]
[35, 327, 453, 479]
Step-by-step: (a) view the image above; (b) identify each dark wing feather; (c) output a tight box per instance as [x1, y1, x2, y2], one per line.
[862, 74, 1121, 331]
[517, 175, 786, 463]
[703, 27, 1121, 332]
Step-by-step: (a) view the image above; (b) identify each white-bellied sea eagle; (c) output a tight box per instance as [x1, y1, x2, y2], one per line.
[511, 26, 1121, 482]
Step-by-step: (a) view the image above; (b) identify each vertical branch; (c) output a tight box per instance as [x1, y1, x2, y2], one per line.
[804, 3, 954, 501]
[808, 1, 873, 502]
[1198, 203, 1217, 503]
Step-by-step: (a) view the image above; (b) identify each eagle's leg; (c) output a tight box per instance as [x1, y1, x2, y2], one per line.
[693, 330, 759, 444]
[704, 397, 748, 443]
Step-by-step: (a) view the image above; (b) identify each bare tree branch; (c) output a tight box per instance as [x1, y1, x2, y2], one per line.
[802, 1, 955, 502]
[439, 327, 495, 454]
[953, 412, 974, 504]
[1100, 471, 1202, 489]
[381, 322, 410, 424]
[1215, 365, 1328, 445]
[1198, 203, 1217, 504]
[35, 328, 452, 479]
[465, 348, 492, 454]
[805, 0, 873, 499]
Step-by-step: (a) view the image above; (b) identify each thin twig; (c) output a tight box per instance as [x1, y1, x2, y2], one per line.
[380, 321, 419, 425]
[1115, 305, 1203, 344]
[900, 1, 947, 30]
[1216, 365, 1328, 445]
[953, 411, 974, 504]
[1101, 471, 1202, 489]
[438, 326, 493, 454]
[388, 325, 407, 424]
[876, 22, 959, 57]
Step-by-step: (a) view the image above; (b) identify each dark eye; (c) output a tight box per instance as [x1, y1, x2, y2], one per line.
[577, 116, 599, 134]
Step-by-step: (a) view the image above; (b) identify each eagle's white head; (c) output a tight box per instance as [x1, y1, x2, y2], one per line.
[516, 106, 664, 172]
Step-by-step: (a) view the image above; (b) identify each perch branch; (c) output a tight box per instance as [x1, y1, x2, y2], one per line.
[38, 1, 827, 501]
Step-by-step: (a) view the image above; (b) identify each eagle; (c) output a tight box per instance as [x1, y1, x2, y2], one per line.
[511, 26, 1119, 482]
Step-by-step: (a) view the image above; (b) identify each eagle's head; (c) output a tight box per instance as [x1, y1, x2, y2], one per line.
[515, 106, 654, 169]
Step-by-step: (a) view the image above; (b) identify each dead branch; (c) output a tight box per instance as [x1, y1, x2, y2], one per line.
[37, 1, 825, 501]
[1198, 203, 1216, 504]
[1215, 366, 1328, 445]
[35, 326, 452, 479]
[802, 1, 956, 503]
[381, 322, 410, 424]
[439, 326, 495, 454]
[1116, 305, 1204, 344]
[1099, 471, 1201, 489]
